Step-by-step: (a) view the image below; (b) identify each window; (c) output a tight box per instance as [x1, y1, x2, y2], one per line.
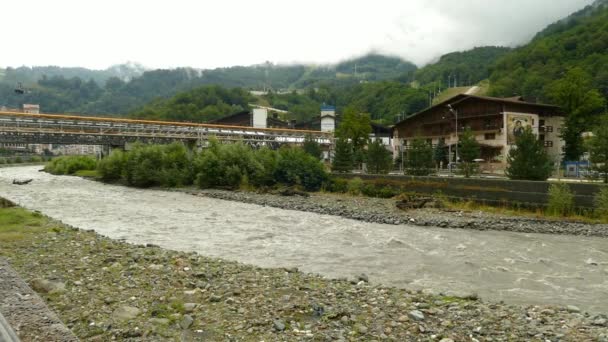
[484, 133, 496, 140]
[539, 134, 545, 141]
[545, 126, 553, 133]
[544, 141, 554, 147]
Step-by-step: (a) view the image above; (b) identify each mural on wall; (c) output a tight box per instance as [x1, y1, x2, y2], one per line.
[506, 114, 535, 144]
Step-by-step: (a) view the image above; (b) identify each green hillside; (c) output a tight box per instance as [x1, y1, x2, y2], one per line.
[415, 46, 511, 87]
[489, 1, 608, 103]
[129, 85, 254, 123]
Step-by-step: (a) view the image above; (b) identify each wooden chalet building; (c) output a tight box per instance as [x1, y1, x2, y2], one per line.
[392, 94, 565, 172]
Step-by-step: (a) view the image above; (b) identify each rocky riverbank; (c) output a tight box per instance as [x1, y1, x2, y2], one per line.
[1, 207, 607, 341]
[186, 189, 608, 238]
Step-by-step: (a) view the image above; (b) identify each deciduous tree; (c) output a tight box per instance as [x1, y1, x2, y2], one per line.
[587, 115, 608, 183]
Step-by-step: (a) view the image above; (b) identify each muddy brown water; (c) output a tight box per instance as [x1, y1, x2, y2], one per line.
[1, 166, 607, 313]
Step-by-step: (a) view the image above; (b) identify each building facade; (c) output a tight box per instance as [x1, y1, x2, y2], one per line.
[392, 95, 565, 173]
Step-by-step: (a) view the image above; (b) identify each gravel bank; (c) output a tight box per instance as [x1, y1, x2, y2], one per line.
[1, 208, 607, 341]
[186, 189, 608, 238]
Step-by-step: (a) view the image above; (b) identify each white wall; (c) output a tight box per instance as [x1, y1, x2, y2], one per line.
[321, 116, 335, 132]
[252, 108, 268, 128]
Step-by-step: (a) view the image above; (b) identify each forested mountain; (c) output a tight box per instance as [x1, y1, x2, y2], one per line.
[0, 54, 417, 115]
[129, 85, 254, 123]
[0, 62, 146, 85]
[489, 1, 608, 103]
[261, 81, 427, 124]
[414, 46, 511, 87]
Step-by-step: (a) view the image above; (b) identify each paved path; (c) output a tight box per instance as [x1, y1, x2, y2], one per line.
[0, 258, 77, 341]
[465, 85, 480, 95]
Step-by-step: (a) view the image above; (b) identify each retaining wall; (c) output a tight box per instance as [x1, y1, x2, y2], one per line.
[335, 174, 608, 210]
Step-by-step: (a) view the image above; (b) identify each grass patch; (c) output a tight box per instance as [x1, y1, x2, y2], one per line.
[433, 86, 471, 104]
[0, 207, 48, 241]
[74, 169, 100, 178]
[443, 199, 603, 224]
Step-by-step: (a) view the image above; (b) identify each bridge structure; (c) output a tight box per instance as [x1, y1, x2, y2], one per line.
[0, 111, 333, 149]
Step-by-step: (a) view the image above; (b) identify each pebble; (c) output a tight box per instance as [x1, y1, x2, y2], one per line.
[355, 323, 368, 334]
[408, 310, 425, 321]
[112, 305, 140, 321]
[180, 315, 194, 329]
[567, 305, 581, 313]
[273, 319, 286, 331]
[183, 303, 196, 313]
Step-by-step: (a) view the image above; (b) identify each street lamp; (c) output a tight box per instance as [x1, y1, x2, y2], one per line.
[446, 104, 459, 171]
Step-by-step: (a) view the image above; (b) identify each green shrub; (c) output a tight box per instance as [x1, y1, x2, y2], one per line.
[97, 143, 193, 188]
[347, 177, 364, 195]
[378, 186, 399, 198]
[0, 158, 6, 164]
[253, 147, 279, 187]
[44, 155, 97, 175]
[326, 177, 348, 193]
[361, 183, 377, 197]
[14, 156, 23, 164]
[594, 187, 608, 219]
[274, 146, 327, 191]
[546, 183, 574, 216]
[97, 150, 127, 182]
[29, 156, 43, 163]
[193, 140, 264, 189]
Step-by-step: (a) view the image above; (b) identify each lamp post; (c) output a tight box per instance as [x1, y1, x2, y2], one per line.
[446, 104, 459, 171]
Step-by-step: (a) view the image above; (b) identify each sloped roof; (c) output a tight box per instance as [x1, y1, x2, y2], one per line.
[395, 94, 561, 127]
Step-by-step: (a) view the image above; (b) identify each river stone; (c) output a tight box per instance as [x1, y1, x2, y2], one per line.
[408, 310, 425, 321]
[567, 305, 581, 313]
[30, 278, 66, 294]
[180, 315, 194, 329]
[149, 318, 170, 326]
[355, 323, 368, 334]
[184, 303, 197, 313]
[273, 319, 286, 331]
[113, 305, 140, 321]
[593, 316, 607, 326]
[357, 273, 369, 283]
[440, 339, 455, 342]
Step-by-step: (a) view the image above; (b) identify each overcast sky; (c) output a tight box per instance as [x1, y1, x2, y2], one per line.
[2, 0, 594, 70]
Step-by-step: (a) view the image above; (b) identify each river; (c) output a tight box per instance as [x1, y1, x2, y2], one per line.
[1, 166, 607, 313]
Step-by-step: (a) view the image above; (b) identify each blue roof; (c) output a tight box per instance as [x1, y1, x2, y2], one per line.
[321, 105, 335, 111]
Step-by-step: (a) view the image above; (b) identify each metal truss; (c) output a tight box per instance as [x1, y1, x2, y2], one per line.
[0, 111, 333, 147]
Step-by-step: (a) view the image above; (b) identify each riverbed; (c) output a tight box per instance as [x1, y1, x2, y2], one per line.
[1, 166, 607, 313]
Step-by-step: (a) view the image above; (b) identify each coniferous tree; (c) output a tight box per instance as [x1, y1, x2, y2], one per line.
[365, 139, 393, 174]
[458, 128, 481, 178]
[505, 127, 553, 181]
[302, 134, 322, 160]
[405, 137, 434, 176]
[433, 140, 447, 169]
[331, 138, 354, 173]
